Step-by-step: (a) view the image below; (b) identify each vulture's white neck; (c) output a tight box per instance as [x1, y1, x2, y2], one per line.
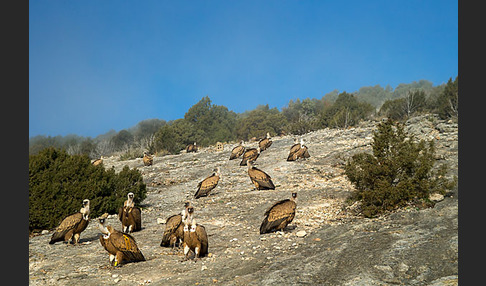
[185, 213, 195, 226]
[99, 223, 109, 236]
[125, 197, 134, 208]
[80, 206, 90, 220]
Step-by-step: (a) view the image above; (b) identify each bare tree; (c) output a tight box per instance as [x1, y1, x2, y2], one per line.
[404, 90, 426, 118]
[344, 107, 351, 129]
[94, 139, 115, 158]
[137, 134, 156, 153]
[66, 144, 81, 156]
[405, 91, 415, 118]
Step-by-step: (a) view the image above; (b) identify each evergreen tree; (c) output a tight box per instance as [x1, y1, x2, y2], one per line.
[436, 76, 458, 119]
[344, 119, 457, 217]
[29, 147, 146, 231]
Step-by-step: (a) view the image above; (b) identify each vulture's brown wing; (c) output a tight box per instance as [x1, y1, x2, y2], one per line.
[293, 147, 306, 160]
[118, 206, 124, 222]
[161, 214, 182, 247]
[259, 138, 272, 151]
[187, 145, 196, 152]
[287, 151, 297, 161]
[266, 140, 272, 149]
[258, 138, 268, 150]
[75, 217, 89, 233]
[56, 213, 83, 231]
[236, 146, 245, 158]
[287, 143, 301, 161]
[230, 145, 245, 160]
[240, 149, 259, 166]
[131, 207, 142, 231]
[302, 147, 310, 158]
[110, 231, 146, 262]
[260, 200, 296, 234]
[195, 175, 220, 198]
[49, 213, 83, 244]
[249, 167, 275, 190]
[239, 149, 253, 166]
[195, 224, 209, 257]
[290, 143, 300, 151]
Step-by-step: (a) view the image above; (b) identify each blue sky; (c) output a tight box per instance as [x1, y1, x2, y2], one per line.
[29, 0, 458, 138]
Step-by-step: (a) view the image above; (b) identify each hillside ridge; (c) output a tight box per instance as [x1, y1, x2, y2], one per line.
[29, 114, 458, 285]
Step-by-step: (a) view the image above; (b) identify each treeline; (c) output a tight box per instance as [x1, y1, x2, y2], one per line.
[29, 77, 458, 158]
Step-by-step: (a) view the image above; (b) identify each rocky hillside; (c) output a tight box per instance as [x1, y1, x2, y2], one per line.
[29, 114, 458, 286]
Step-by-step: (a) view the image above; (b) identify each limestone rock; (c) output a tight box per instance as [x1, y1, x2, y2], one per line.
[296, 230, 307, 237]
[429, 193, 445, 202]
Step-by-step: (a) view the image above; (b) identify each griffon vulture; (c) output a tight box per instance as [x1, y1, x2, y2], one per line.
[49, 199, 90, 245]
[92, 157, 103, 166]
[182, 206, 208, 261]
[295, 139, 310, 160]
[260, 192, 297, 234]
[247, 160, 275, 190]
[258, 132, 273, 151]
[229, 141, 245, 160]
[186, 142, 198, 153]
[143, 151, 153, 166]
[287, 138, 310, 161]
[118, 192, 142, 233]
[240, 147, 261, 166]
[98, 214, 145, 267]
[160, 202, 191, 249]
[287, 138, 300, 161]
[194, 167, 221, 199]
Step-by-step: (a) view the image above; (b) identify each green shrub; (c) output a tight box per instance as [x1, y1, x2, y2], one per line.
[29, 147, 146, 232]
[436, 76, 458, 119]
[379, 90, 427, 121]
[379, 98, 408, 121]
[153, 124, 185, 154]
[320, 92, 374, 128]
[344, 119, 456, 217]
[235, 105, 287, 141]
